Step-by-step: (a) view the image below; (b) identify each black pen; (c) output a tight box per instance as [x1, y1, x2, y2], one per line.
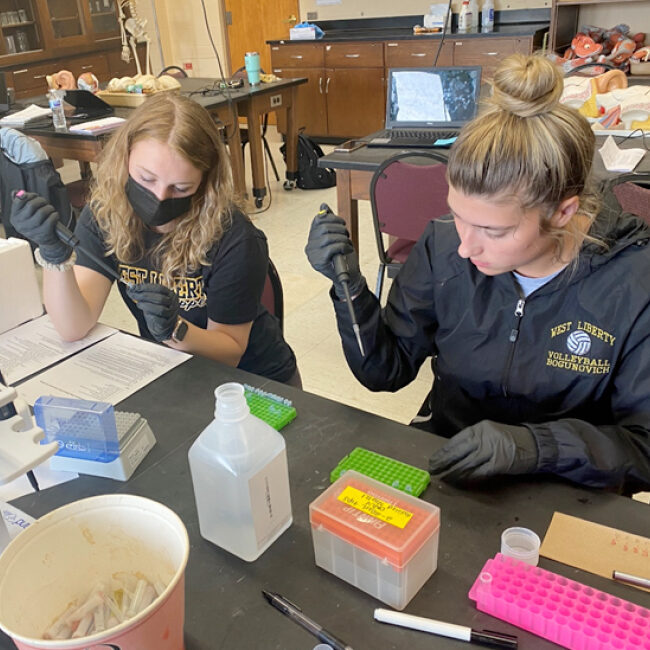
[262, 590, 354, 650]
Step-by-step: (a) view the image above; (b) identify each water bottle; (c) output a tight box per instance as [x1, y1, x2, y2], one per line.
[244, 51, 261, 85]
[48, 89, 66, 131]
[481, 0, 494, 32]
[188, 382, 293, 561]
[469, 0, 479, 30]
[457, 0, 472, 34]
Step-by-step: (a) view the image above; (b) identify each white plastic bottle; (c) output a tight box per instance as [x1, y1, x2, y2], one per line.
[188, 382, 293, 562]
[481, 0, 494, 33]
[469, 0, 479, 30]
[48, 89, 66, 131]
[457, 0, 472, 34]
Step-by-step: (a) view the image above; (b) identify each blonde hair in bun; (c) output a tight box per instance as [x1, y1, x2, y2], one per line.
[448, 53, 603, 263]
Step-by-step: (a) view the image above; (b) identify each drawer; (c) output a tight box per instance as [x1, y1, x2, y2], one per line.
[385, 40, 452, 67]
[65, 53, 110, 82]
[451, 37, 521, 77]
[10, 60, 62, 94]
[270, 43, 324, 68]
[324, 42, 383, 68]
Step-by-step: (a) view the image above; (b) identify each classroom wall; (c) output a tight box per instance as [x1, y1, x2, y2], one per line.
[154, 0, 228, 78]
[579, 2, 650, 34]
[299, 0, 550, 21]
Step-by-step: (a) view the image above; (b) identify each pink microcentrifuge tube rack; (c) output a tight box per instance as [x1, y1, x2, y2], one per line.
[469, 554, 650, 650]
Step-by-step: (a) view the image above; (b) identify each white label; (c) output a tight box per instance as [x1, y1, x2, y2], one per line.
[248, 450, 292, 549]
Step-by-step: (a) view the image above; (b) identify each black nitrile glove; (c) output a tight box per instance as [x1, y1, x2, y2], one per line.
[305, 203, 365, 300]
[428, 420, 539, 485]
[127, 282, 180, 342]
[10, 191, 72, 264]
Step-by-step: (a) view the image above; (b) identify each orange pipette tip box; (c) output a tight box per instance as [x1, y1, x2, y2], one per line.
[309, 470, 440, 610]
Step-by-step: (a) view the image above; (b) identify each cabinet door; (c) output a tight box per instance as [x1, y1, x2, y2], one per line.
[41, 0, 88, 47]
[385, 40, 453, 68]
[325, 67, 385, 139]
[272, 67, 327, 137]
[451, 37, 527, 79]
[86, 0, 119, 39]
[0, 0, 42, 55]
[269, 43, 324, 69]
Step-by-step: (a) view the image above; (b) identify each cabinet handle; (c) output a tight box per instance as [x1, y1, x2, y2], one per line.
[325, 77, 330, 93]
[13, 68, 28, 74]
[318, 76, 322, 94]
[387, 43, 398, 47]
[81, 64, 94, 69]
[272, 46, 279, 50]
[411, 53, 426, 57]
[454, 42, 463, 46]
[290, 54, 303, 59]
[483, 52, 498, 56]
[33, 74, 46, 79]
[344, 53, 360, 58]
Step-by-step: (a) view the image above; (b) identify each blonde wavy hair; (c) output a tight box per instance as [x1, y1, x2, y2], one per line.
[447, 53, 604, 264]
[89, 91, 240, 284]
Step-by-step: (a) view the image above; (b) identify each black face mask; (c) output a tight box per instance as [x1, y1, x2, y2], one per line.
[125, 176, 195, 227]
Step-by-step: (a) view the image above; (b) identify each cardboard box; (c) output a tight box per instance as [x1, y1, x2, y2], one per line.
[309, 470, 440, 609]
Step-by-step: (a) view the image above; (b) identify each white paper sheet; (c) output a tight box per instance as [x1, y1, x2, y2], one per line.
[0, 501, 36, 552]
[598, 135, 646, 173]
[17, 332, 191, 406]
[0, 315, 117, 385]
[0, 465, 78, 503]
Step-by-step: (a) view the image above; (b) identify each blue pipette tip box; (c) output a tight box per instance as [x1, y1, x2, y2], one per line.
[34, 396, 120, 463]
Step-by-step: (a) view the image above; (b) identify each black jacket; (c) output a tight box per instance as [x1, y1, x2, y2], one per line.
[333, 212, 650, 492]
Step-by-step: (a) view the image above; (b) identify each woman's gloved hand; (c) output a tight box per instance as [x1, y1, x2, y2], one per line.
[10, 191, 72, 263]
[428, 420, 539, 485]
[127, 282, 180, 342]
[305, 203, 365, 300]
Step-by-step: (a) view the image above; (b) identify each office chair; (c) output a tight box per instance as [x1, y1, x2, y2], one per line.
[0, 128, 79, 239]
[260, 259, 284, 332]
[158, 65, 188, 79]
[233, 67, 280, 182]
[370, 151, 450, 300]
[610, 175, 650, 225]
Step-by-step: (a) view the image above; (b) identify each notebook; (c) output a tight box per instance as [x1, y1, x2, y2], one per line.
[63, 89, 114, 121]
[367, 66, 482, 149]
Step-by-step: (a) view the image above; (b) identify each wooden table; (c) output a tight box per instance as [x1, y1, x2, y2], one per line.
[319, 133, 650, 252]
[22, 76, 307, 205]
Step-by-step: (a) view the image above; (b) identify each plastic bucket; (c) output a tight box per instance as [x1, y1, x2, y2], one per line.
[0, 494, 189, 650]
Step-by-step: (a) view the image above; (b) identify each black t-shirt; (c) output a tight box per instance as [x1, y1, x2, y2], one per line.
[74, 206, 297, 382]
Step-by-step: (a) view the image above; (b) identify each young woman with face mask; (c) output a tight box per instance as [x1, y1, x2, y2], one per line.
[306, 54, 650, 493]
[11, 92, 299, 385]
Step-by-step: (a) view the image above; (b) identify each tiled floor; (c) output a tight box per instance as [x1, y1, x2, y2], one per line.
[56, 126, 433, 426]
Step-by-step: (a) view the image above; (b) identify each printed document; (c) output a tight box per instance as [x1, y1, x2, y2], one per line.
[17, 332, 191, 405]
[0, 315, 117, 384]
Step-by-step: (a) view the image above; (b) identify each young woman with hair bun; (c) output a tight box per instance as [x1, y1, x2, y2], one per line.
[306, 53, 650, 493]
[11, 92, 299, 385]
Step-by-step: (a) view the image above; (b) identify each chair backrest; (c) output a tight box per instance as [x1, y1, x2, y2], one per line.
[370, 151, 449, 261]
[0, 128, 75, 239]
[260, 259, 284, 332]
[158, 65, 187, 79]
[613, 181, 650, 225]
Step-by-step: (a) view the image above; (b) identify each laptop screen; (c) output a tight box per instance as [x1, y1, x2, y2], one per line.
[385, 66, 482, 129]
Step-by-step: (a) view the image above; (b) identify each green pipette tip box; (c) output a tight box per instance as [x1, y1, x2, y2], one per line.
[244, 384, 296, 431]
[330, 447, 430, 496]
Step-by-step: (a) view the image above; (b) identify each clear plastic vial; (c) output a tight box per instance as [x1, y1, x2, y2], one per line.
[188, 382, 293, 561]
[457, 1, 472, 34]
[481, 0, 494, 32]
[48, 90, 66, 131]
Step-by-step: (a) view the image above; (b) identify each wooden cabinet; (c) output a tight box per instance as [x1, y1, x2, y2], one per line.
[270, 32, 540, 140]
[0, 0, 42, 56]
[451, 37, 528, 78]
[42, 0, 88, 48]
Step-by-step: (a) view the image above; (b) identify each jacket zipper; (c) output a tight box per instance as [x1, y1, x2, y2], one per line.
[501, 296, 526, 397]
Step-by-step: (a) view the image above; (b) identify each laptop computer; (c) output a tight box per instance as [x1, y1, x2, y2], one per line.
[367, 66, 482, 149]
[63, 89, 114, 122]
[0, 72, 9, 114]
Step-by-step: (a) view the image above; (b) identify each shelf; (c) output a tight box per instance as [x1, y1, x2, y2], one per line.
[51, 15, 80, 22]
[1, 21, 36, 29]
[90, 11, 115, 16]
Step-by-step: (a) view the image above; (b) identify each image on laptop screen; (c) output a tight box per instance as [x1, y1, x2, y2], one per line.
[387, 67, 481, 128]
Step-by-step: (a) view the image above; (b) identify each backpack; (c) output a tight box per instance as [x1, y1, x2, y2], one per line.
[281, 134, 336, 190]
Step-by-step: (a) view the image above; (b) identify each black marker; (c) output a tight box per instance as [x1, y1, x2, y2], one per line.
[262, 590, 354, 650]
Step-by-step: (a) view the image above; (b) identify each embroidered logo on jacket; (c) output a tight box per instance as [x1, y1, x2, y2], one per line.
[546, 320, 614, 375]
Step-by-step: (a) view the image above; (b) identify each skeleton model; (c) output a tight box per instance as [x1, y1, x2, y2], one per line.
[118, 0, 151, 77]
